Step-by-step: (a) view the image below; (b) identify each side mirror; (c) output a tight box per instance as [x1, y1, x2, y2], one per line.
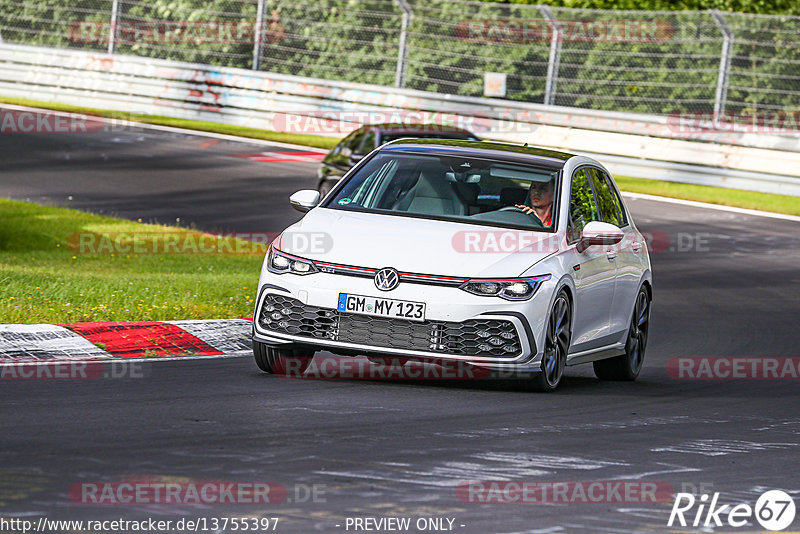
[340, 147, 353, 158]
[289, 190, 321, 213]
[576, 221, 623, 253]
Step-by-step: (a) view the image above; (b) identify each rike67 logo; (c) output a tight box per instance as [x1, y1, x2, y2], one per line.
[668, 490, 796, 531]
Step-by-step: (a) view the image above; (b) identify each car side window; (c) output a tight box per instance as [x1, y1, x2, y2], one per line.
[331, 132, 357, 162]
[602, 170, 628, 226]
[356, 130, 376, 155]
[588, 168, 625, 227]
[346, 129, 367, 152]
[568, 168, 599, 243]
[330, 139, 345, 157]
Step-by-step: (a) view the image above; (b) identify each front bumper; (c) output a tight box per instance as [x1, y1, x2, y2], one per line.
[252, 270, 551, 372]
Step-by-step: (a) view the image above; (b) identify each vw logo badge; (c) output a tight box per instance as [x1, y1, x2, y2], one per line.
[374, 267, 400, 291]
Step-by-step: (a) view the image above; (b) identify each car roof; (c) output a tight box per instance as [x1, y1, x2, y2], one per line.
[379, 138, 575, 168]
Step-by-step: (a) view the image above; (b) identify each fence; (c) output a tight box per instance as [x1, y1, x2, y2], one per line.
[1, 0, 799, 118]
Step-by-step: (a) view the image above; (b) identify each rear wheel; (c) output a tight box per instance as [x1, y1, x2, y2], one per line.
[594, 287, 650, 381]
[525, 291, 571, 392]
[253, 341, 314, 376]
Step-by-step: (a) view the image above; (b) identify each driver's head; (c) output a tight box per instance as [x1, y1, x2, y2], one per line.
[528, 178, 554, 209]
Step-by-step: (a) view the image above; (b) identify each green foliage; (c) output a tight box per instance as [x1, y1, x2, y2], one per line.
[567, 168, 598, 241]
[257, 0, 401, 84]
[0, 0, 797, 114]
[114, 0, 258, 66]
[723, 13, 800, 112]
[401, 2, 799, 113]
[0, 0, 112, 50]
[501, 0, 799, 15]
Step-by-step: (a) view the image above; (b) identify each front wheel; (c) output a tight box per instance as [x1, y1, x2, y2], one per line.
[594, 287, 650, 381]
[524, 291, 571, 392]
[253, 341, 314, 376]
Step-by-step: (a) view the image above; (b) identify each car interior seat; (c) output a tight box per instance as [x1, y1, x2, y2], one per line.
[378, 164, 422, 210]
[452, 182, 480, 215]
[500, 187, 528, 207]
[394, 173, 466, 216]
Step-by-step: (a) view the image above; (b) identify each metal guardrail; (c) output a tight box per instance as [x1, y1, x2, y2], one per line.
[1, 43, 798, 196]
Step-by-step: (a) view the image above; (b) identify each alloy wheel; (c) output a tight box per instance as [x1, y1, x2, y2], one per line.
[542, 293, 571, 388]
[627, 290, 650, 374]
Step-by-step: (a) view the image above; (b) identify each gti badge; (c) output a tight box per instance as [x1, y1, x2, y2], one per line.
[374, 268, 400, 291]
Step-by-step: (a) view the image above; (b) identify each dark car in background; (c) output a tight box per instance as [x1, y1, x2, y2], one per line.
[317, 123, 479, 197]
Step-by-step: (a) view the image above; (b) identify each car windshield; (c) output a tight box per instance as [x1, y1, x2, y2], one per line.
[324, 152, 560, 231]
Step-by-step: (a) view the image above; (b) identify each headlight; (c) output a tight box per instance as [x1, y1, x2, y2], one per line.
[459, 275, 551, 301]
[267, 248, 318, 275]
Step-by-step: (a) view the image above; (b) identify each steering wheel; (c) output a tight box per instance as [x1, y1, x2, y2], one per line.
[472, 205, 543, 228]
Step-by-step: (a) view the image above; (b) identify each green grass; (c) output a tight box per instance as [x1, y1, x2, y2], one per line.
[0, 96, 339, 150]
[0, 199, 266, 324]
[615, 175, 800, 216]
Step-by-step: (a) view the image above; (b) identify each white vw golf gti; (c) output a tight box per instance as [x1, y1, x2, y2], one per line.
[252, 140, 652, 391]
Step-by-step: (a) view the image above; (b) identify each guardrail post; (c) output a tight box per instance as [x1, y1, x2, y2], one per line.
[394, 0, 412, 88]
[107, 0, 121, 54]
[539, 5, 562, 106]
[252, 0, 267, 70]
[710, 10, 733, 125]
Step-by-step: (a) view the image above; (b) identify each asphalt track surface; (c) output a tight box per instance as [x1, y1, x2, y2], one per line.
[1, 120, 799, 533]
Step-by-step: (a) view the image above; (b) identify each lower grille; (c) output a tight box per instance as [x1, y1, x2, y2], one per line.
[258, 294, 522, 358]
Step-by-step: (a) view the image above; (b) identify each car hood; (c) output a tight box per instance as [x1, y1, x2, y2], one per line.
[276, 208, 561, 278]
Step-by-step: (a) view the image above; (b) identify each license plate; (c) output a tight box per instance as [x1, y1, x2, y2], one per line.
[337, 293, 426, 322]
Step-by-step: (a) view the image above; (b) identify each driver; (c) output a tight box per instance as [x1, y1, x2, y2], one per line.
[515, 178, 554, 227]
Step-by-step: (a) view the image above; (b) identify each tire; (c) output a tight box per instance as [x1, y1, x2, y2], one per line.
[525, 291, 572, 392]
[253, 340, 314, 377]
[594, 287, 650, 381]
